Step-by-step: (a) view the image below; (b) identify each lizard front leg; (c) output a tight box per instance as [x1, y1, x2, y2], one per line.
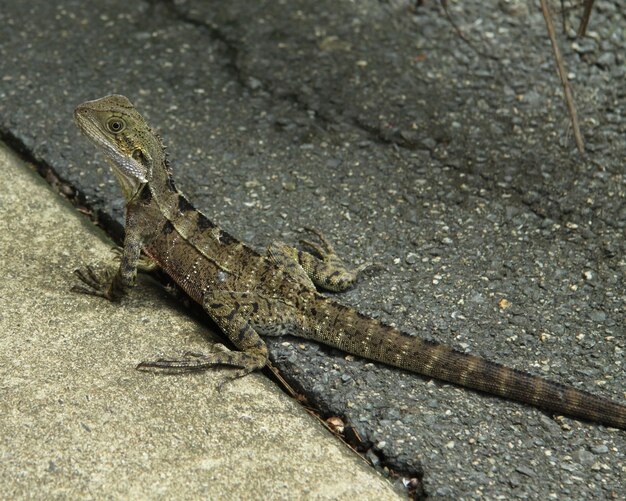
[73, 232, 144, 302]
[268, 227, 372, 292]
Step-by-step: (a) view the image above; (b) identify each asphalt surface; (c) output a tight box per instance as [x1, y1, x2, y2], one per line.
[1, 0, 624, 498]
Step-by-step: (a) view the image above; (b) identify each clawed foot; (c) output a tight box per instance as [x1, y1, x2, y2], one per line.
[136, 344, 231, 372]
[72, 265, 117, 301]
[355, 261, 384, 275]
[136, 344, 253, 391]
[111, 246, 123, 261]
[299, 227, 335, 261]
[301, 226, 382, 277]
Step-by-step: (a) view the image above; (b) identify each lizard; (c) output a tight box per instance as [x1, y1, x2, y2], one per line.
[73, 94, 626, 430]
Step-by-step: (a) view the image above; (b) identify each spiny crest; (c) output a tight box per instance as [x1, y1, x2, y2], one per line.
[154, 131, 174, 176]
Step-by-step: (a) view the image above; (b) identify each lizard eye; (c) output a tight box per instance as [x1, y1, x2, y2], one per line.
[106, 117, 126, 133]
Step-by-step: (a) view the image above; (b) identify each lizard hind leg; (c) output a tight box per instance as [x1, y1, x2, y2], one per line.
[136, 291, 272, 384]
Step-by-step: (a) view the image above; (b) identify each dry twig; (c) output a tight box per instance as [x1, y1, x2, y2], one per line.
[539, 0, 585, 153]
[439, 0, 500, 61]
[577, 0, 595, 37]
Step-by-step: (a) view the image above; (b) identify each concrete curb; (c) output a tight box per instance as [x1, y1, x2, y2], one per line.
[0, 143, 403, 500]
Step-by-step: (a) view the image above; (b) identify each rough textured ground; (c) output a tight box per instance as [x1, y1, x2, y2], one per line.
[0, 143, 403, 501]
[1, 0, 624, 498]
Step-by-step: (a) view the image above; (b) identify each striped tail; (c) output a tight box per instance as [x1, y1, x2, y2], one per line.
[313, 298, 626, 429]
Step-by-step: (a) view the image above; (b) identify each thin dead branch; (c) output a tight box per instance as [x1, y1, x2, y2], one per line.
[540, 0, 585, 154]
[439, 0, 500, 61]
[577, 0, 595, 37]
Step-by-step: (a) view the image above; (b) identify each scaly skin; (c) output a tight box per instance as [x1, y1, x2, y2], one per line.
[73, 94, 626, 429]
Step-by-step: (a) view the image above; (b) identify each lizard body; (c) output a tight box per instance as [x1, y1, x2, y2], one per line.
[73, 95, 626, 429]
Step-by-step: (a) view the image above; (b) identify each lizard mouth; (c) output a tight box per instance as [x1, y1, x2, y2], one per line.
[74, 105, 110, 151]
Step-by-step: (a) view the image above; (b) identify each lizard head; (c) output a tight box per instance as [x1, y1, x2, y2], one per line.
[74, 94, 161, 201]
